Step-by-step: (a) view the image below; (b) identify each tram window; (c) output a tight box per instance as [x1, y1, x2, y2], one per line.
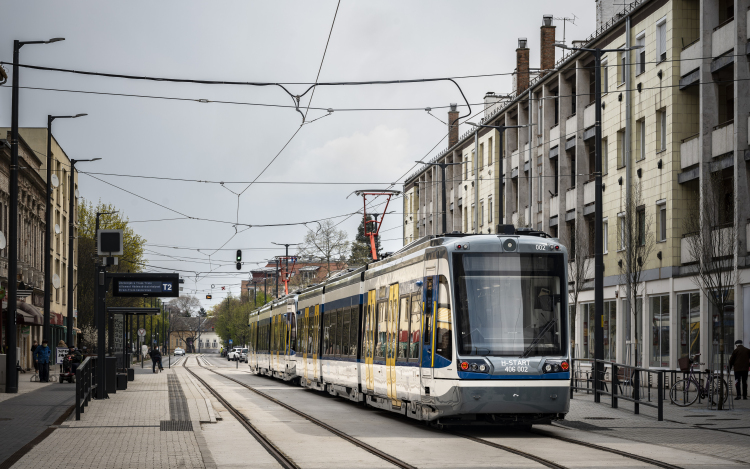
[424, 277, 434, 353]
[398, 296, 410, 360]
[313, 307, 320, 356]
[350, 306, 359, 357]
[376, 301, 387, 359]
[290, 312, 297, 352]
[342, 308, 350, 358]
[300, 311, 306, 354]
[410, 293, 421, 361]
[337, 308, 344, 356]
[322, 313, 330, 356]
[330, 310, 339, 356]
[435, 276, 453, 361]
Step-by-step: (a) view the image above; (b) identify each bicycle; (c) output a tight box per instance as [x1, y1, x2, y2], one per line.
[669, 353, 729, 407]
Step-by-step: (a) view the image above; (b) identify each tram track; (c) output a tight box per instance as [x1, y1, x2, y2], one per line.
[197, 356, 684, 469]
[181, 357, 299, 469]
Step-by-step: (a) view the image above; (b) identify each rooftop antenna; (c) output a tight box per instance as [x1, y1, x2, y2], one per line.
[554, 14, 578, 46]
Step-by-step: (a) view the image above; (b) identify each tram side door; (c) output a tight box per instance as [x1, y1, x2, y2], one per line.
[420, 263, 437, 392]
[313, 305, 320, 382]
[365, 290, 376, 392]
[303, 307, 309, 382]
[386, 284, 399, 404]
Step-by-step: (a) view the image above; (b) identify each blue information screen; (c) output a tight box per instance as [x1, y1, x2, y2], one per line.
[112, 275, 179, 297]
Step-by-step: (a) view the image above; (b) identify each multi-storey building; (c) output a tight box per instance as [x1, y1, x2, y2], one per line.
[403, 0, 750, 371]
[0, 127, 81, 350]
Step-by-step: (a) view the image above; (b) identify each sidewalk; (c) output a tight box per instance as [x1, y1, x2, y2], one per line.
[10, 357, 217, 469]
[560, 386, 750, 464]
[0, 372, 75, 468]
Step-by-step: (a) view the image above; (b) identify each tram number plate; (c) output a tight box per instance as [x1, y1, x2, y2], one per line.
[499, 359, 530, 373]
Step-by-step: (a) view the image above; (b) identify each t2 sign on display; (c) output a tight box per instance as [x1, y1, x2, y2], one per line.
[112, 273, 180, 298]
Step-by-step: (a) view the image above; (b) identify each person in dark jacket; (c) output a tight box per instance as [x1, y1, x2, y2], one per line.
[729, 339, 750, 400]
[33, 340, 52, 382]
[30, 341, 39, 376]
[148, 348, 163, 373]
[67, 346, 83, 374]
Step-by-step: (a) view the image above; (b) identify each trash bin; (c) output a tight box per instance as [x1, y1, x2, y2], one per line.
[127, 368, 134, 381]
[116, 373, 128, 390]
[105, 357, 117, 395]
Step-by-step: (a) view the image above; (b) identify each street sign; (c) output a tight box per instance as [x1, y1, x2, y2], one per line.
[228, 339, 233, 344]
[112, 273, 180, 298]
[137, 328, 146, 337]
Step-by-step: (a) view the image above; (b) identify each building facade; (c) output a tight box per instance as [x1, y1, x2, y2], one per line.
[403, 0, 750, 371]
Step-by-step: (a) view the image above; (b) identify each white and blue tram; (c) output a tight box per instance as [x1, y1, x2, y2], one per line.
[248, 230, 570, 426]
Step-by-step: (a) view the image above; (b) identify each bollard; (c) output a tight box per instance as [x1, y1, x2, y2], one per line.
[657, 371, 663, 421]
[612, 363, 618, 409]
[633, 369, 640, 415]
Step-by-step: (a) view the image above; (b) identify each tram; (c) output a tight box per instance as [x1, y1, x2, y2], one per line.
[248, 228, 570, 427]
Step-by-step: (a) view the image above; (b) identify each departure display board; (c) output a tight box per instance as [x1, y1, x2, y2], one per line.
[112, 273, 180, 297]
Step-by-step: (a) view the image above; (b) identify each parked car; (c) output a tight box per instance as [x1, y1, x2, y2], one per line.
[239, 348, 248, 363]
[174, 348, 185, 356]
[227, 347, 243, 361]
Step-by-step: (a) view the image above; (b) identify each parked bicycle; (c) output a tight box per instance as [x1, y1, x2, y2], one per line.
[669, 353, 728, 407]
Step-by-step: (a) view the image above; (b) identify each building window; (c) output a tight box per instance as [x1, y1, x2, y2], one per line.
[637, 119, 646, 161]
[619, 212, 626, 250]
[471, 150, 475, 175]
[620, 49, 627, 84]
[479, 143, 484, 169]
[658, 201, 667, 242]
[636, 32, 646, 75]
[637, 206, 646, 246]
[601, 59, 608, 94]
[617, 130, 625, 168]
[711, 288, 735, 369]
[480, 201, 484, 227]
[650, 295, 670, 367]
[656, 18, 667, 62]
[678, 292, 700, 359]
[602, 138, 608, 175]
[603, 219, 608, 254]
[658, 108, 667, 151]
[488, 197, 493, 223]
[584, 301, 616, 360]
[487, 138, 493, 166]
[463, 210, 467, 232]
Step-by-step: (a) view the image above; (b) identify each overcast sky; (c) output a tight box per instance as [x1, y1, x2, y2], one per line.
[0, 0, 594, 308]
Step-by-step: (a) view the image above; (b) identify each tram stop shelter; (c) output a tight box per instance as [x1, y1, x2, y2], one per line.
[107, 307, 161, 382]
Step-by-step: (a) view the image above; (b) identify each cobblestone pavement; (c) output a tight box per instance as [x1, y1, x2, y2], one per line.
[558, 388, 750, 465]
[10, 359, 211, 469]
[0, 376, 75, 465]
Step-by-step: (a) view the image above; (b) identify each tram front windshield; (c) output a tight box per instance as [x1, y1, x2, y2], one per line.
[453, 253, 565, 357]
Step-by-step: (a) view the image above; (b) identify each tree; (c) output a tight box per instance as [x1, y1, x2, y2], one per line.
[168, 295, 201, 317]
[683, 173, 738, 409]
[562, 220, 592, 358]
[618, 182, 655, 367]
[213, 294, 254, 348]
[348, 215, 381, 265]
[297, 219, 349, 277]
[76, 199, 147, 349]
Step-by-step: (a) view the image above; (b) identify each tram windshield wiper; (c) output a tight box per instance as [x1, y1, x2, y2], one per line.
[519, 319, 556, 358]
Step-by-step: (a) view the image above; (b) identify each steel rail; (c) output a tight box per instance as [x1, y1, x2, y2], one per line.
[195, 358, 416, 469]
[455, 433, 568, 469]
[535, 427, 684, 469]
[182, 358, 299, 469]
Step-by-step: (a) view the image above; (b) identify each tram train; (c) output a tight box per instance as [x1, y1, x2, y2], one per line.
[247, 228, 570, 427]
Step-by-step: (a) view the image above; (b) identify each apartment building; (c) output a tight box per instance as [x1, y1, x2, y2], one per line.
[403, 0, 750, 371]
[0, 127, 80, 347]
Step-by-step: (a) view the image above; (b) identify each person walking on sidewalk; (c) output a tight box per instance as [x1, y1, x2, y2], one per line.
[729, 339, 750, 400]
[148, 348, 163, 373]
[30, 340, 39, 378]
[33, 340, 52, 383]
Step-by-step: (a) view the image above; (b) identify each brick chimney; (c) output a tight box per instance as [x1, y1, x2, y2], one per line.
[516, 38, 529, 93]
[448, 103, 459, 148]
[540, 15, 556, 75]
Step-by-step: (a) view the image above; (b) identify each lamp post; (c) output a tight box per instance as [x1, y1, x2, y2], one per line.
[44, 113, 87, 345]
[415, 161, 462, 235]
[466, 123, 528, 230]
[7, 37, 65, 394]
[66, 158, 100, 347]
[555, 43, 642, 401]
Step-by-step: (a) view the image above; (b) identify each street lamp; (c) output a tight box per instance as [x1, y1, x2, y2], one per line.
[67, 158, 101, 346]
[555, 42, 642, 401]
[415, 160, 462, 235]
[466, 122, 528, 232]
[7, 37, 66, 394]
[44, 114, 87, 346]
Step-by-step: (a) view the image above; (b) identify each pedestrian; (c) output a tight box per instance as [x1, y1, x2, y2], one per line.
[57, 339, 67, 372]
[33, 340, 52, 383]
[729, 339, 750, 400]
[148, 348, 163, 373]
[30, 340, 39, 378]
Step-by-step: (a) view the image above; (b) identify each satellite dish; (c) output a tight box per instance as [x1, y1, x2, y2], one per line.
[52, 274, 61, 290]
[51, 174, 59, 188]
[0, 232, 6, 250]
[54, 224, 61, 234]
[75, 189, 79, 198]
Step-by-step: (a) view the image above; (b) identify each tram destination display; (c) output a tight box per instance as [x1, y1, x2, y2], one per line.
[112, 273, 180, 297]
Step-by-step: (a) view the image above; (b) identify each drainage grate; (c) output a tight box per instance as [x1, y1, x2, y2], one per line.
[167, 375, 190, 421]
[160, 420, 193, 432]
[557, 421, 612, 431]
[584, 417, 618, 420]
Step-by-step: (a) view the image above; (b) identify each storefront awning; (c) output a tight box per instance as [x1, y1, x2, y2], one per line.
[17, 302, 43, 326]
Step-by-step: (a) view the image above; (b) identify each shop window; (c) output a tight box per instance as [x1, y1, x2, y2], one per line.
[650, 295, 670, 367]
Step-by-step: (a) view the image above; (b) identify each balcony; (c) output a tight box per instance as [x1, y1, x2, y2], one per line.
[566, 115, 577, 137]
[583, 102, 596, 129]
[680, 134, 700, 168]
[511, 150, 519, 170]
[680, 40, 701, 77]
[583, 180, 595, 206]
[712, 18, 734, 58]
[550, 195, 559, 218]
[712, 121, 733, 157]
[550, 124, 560, 144]
[681, 234, 696, 264]
[565, 187, 577, 213]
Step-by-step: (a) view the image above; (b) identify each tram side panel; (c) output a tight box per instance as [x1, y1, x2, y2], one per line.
[319, 280, 361, 397]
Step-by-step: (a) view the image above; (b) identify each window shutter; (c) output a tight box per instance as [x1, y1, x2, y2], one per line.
[658, 23, 667, 61]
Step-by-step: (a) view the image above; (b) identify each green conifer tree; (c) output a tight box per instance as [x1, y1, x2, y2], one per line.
[348, 215, 381, 266]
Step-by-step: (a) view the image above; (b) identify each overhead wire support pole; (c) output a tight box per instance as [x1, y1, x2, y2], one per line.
[348, 189, 401, 260]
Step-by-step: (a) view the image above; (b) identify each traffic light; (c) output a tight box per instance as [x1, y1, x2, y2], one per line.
[206, 294, 212, 300]
[236, 250, 242, 270]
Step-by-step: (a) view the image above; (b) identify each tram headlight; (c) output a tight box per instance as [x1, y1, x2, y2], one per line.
[470, 363, 478, 371]
[479, 364, 487, 372]
[545, 364, 552, 372]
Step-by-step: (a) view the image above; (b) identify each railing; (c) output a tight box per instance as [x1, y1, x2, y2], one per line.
[571, 358, 665, 421]
[75, 356, 98, 421]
